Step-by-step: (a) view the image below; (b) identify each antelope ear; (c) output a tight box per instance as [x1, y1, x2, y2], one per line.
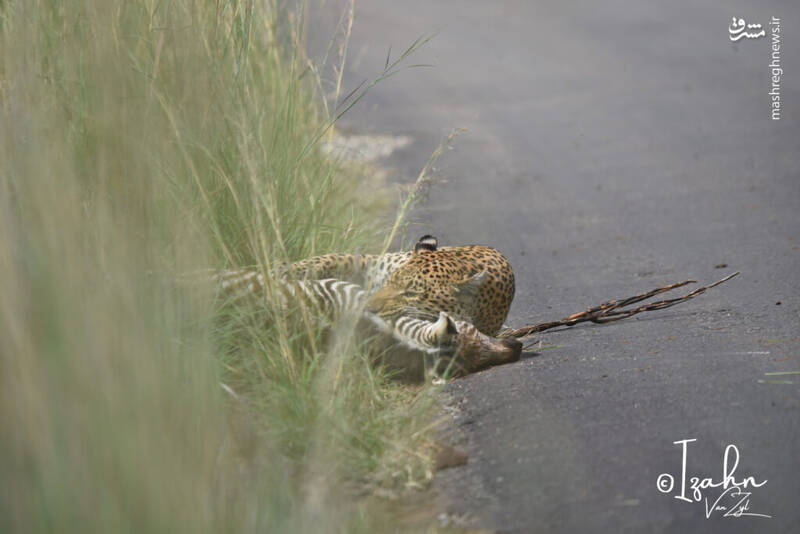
[433, 311, 459, 343]
[414, 234, 438, 252]
[445, 313, 458, 335]
[455, 271, 487, 299]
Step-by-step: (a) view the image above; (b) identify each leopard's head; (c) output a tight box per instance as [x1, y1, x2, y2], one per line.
[365, 266, 488, 324]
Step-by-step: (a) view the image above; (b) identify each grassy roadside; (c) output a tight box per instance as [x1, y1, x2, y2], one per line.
[0, 1, 441, 532]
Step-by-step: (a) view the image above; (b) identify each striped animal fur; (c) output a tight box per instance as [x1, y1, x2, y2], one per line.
[213, 269, 456, 351]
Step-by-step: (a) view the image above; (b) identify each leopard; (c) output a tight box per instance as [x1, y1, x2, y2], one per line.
[212, 272, 521, 380]
[282, 234, 516, 337]
[364, 238, 515, 337]
[213, 234, 520, 377]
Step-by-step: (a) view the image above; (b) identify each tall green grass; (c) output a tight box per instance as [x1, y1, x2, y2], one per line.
[0, 1, 439, 531]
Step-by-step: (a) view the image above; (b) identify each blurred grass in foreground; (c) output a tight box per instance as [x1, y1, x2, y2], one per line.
[0, 1, 439, 531]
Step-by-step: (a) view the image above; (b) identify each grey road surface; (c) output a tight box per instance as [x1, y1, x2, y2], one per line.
[310, 1, 799, 532]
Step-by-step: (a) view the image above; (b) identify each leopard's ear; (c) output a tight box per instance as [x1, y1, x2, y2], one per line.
[455, 271, 487, 299]
[414, 234, 438, 252]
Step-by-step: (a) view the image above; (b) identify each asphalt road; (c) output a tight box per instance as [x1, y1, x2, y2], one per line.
[310, 2, 800, 532]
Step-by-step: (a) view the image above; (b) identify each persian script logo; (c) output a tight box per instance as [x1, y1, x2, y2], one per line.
[656, 439, 772, 519]
[729, 17, 766, 41]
